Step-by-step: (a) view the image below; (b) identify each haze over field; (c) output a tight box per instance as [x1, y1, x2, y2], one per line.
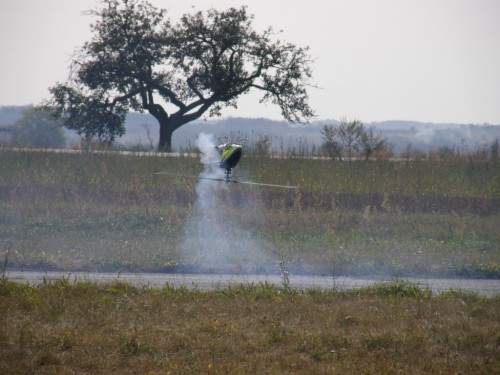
[1, 0, 500, 125]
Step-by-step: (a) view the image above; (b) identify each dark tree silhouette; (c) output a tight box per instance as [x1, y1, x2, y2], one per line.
[337, 117, 363, 161]
[356, 126, 388, 160]
[43, 0, 315, 150]
[320, 124, 341, 159]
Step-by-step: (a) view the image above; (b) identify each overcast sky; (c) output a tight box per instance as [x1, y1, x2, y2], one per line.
[1, 0, 499, 124]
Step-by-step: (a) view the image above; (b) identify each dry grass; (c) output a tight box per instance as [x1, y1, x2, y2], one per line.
[1, 279, 499, 374]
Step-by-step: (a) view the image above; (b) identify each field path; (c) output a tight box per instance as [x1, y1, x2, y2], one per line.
[5, 271, 500, 296]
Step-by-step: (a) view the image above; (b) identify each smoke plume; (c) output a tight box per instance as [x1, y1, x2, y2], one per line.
[179, 133, 272, 274]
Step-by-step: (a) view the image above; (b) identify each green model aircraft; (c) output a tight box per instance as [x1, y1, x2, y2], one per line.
[156, 137, 298, 189]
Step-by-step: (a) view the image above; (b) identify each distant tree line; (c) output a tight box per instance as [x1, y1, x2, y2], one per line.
[318, 119, 499, 161]
[320, 118, 390, 160]
[2, 107, 499, 163]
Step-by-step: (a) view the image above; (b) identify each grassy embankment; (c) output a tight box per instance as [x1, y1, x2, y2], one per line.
[0, 149, 499, 277]
[1, 279, 499, 374]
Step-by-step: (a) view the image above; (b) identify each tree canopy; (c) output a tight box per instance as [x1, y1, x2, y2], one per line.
[11, 109, 66, 148]
[43, 0, 315, 150]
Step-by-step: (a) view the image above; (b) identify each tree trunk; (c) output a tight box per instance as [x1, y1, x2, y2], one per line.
[157, 115, 184, 152]
[143, 103, 181, 152]
[158, 118, 173, 152]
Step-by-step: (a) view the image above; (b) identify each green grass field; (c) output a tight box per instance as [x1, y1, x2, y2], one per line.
[0, 149, 499, 277]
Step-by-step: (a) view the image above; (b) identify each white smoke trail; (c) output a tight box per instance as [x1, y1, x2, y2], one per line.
[179, 133, 272, 274]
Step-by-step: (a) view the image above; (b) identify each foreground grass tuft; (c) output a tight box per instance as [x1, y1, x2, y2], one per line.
[1, 280, 499, 374]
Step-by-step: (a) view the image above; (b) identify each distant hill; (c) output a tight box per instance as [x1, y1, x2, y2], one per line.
[2, 106, 499, 152]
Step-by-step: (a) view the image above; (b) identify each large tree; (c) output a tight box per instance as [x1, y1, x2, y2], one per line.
[43, 0, 315, 151]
